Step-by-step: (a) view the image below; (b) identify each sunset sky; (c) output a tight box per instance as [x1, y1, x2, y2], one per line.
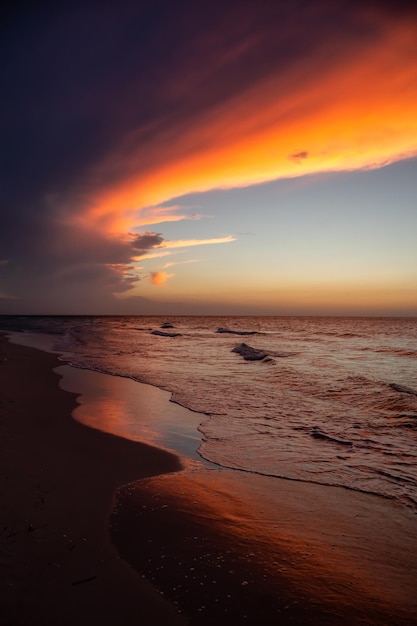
[1, 0, 417, 315]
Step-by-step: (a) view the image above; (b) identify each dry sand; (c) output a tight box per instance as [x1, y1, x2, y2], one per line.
[1, 332, 417, 625]
[0, 334, 185, 625]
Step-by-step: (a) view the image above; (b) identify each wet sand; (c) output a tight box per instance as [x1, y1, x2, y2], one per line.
[112, 470, 417, 625]
[0, 334, 185, 625]
[1, 333, 417, 625]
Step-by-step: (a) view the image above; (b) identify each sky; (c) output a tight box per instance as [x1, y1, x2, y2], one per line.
[1, 0, 417, 316]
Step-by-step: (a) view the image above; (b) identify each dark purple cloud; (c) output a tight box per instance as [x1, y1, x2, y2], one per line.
[131, 233, 165, 254]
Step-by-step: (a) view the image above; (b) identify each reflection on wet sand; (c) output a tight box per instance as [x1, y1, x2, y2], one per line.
[57, 365, 205, 464]
[111, 468, 417, 625]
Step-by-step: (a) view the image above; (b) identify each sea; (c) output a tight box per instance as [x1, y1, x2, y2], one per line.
[1, 315, 417, 512]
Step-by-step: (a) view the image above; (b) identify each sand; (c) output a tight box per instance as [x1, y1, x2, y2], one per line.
[112, 471, 417, 625]
[0, 334, 186, 625]
[1, 332, 417, 625]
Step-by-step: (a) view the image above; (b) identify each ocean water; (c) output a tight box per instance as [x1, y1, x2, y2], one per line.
[2, 315, 417, 511]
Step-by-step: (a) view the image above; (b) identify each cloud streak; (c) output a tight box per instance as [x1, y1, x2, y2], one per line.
[161, 236, 236, 249]
[163, 260, 198, 269]
[130, 234, 235, 263]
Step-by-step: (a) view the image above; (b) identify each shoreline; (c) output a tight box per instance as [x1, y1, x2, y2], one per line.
[0, 334, 186, 625]
[2, 332, 417, 625]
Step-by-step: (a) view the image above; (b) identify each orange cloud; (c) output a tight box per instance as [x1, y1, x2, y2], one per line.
[88, 15, 417, 235]
[150, 271, 173, 285]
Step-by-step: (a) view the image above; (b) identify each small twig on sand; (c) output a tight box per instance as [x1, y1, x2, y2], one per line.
[72, 575, 97, 586]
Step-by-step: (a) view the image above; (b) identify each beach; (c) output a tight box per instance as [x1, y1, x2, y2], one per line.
[0, 334, 185, 625]
[1, 333, 417, 625]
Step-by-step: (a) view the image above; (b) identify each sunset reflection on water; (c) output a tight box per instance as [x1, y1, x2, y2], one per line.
[57, 365, 205, 465]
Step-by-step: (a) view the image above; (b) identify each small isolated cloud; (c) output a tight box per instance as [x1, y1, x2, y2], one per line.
[131, 232, 164, 255]
[150, 271, 174, 285]
[289, 151, 309, 163]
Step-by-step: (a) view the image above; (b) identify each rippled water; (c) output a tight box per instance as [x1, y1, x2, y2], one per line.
[2, 315, 417, 510]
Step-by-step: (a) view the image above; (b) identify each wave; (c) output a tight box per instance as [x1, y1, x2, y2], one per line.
[151, 330, 182, 337]
[231, 343, 296, 362]
[310, 427, 353, 446]
[216, 327, 258, 336]
[194, 449, 417, 513]
[361, 347, 417, 358]
[313, 331, 365, 338]
[389, 383, 417, 396]
[232, 343, 268, 361]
